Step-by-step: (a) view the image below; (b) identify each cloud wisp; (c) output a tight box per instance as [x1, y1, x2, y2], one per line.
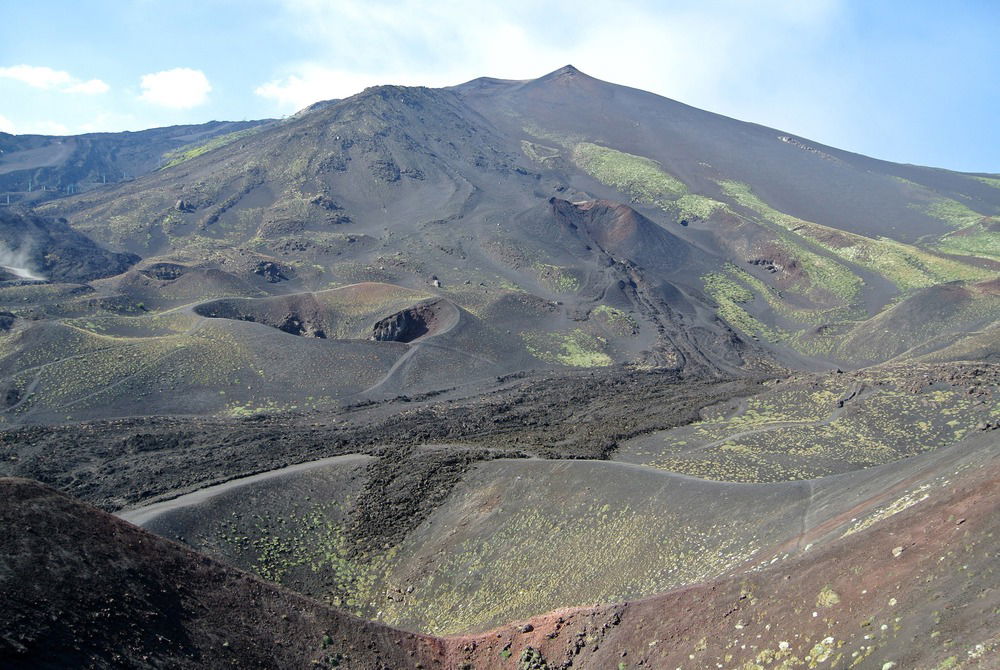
[0, 64, 109, 95]
[253, 0, 845, 117]
[255, 65, 435, 110]
[139, 68, 212, 109]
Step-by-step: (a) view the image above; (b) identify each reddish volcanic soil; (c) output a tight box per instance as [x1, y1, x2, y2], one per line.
[443, 440, 1000, 669]
[2, 433, 997, 669]
[0, 478, 442, 670]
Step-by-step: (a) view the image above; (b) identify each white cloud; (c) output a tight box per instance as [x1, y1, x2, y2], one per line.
[65, 78, 111, 95]
[260, 0, 846, 135]
[0, 114, 15, 133]
[139, 68, 212, 109]
[0, 64, 109, 95]
[255, 65, 436, 110]
[0, 64, 73, 89]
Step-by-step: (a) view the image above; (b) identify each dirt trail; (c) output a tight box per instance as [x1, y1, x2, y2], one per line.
[118, 453, 372, 526]
[796, 478, 815, 551]
[361, 300, 467, 396]
[2, 344, 123, 413]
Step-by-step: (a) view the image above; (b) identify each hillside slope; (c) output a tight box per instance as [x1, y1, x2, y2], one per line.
[0, 208, 139, 283]
[449, 430, 1000, 669]
[0, 477, 442, 669]
[0, 119, 270, 205]
[4, 421, 996, 668]
[25, 66, 993, 380]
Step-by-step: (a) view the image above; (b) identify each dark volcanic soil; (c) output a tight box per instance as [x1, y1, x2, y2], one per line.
[345, 445, 509, 557]
[0, 367, 765, 518]
[4, 429, 997, 669]
[0, 207, 139, 282]
[0, 478, 441, 670]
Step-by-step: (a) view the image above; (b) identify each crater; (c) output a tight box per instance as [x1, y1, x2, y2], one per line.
[139, 263, 188, 281]
[193, 292, 455, 344]
[194, 295, 329, 339]
[371, 301, 448, 343]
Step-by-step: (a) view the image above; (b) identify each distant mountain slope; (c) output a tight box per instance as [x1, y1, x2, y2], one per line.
[0, 66, 990, 423]
[456, 65, 1000, 242]
[0, 119, 271, 205]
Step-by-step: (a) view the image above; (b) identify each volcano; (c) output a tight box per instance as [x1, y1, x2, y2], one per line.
[1, 65, 997, 669]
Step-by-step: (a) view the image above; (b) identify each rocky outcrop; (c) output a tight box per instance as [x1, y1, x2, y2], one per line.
[371, 304, 438, 343]
[194, 295, 330, 339]
[276, 313, 326, 338]
[0, 311, 15, 332]
[139, 262, 187, 281]
[252, 261, 288, 283]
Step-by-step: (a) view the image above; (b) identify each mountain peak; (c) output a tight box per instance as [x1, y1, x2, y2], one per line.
[528, 64, 604, 90]
[549, 64, 583, 77]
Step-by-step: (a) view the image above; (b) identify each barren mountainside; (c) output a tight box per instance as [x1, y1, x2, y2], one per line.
[1, 66, 997, 670]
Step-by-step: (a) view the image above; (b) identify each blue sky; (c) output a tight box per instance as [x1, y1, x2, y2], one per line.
[0, 0, 997, 172]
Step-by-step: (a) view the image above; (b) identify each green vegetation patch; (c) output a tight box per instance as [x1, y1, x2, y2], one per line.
[522, 329, 612, 367]
[972, 175, 1000, 190]
[720, 180, 990, 292]
[923, 197, 990, 229]
[702, 272, 784, 342]
[206, 498, 398, 616]
[934, 222, 1000, 261]
[572, 142, 686, 207]
[674, 193, 728, 220]
[832, 234, 990, 290]
[727, 263, 861, 326]
[779, 237, 866, 303]
[520, 140, 561, 166]
[592, 304, 638, 336]
[816, 585, 841, 607]
[161, 127, 263, 169]
[374, 469, 765, 634]
[533, 263, 580, 293]
[5, 336, 187, 415]
[65, 311, 201, 337]
[826, 285, 1000, 363]
[621, 366, 996, 482]
[719, 180, 865, 303]
[520, 121, 584, 148]
[525, 129, 731, 223]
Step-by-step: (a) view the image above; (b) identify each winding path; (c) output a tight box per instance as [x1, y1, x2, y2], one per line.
[117, 453, 372, 527]
[360, 299, 494, 396]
